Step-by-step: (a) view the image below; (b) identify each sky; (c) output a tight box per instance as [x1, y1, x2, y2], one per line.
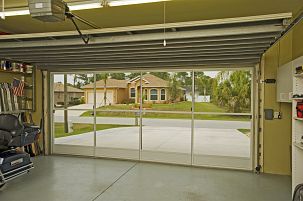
[204, 71, 219, 78]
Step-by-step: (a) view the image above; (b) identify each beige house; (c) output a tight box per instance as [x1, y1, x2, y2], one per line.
[128, 74, 171, 104]
[82, 79, 128, 106]
[82, 74, 183, 105]
[53, 83, 84, 105]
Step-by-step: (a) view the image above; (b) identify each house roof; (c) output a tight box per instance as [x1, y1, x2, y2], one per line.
[82, 74, 185, 89]
[82, 79, 128, 89]
[54, 83, 84, 93]
[130, 74, 169, 88]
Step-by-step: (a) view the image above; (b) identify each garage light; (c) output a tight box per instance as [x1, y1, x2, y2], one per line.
[69, 3, 102, 11]
[109, 0, 170, 7]
[1, 0, 4, 19]
[0, 0, 170, 18]
[1, 9, 30, 17]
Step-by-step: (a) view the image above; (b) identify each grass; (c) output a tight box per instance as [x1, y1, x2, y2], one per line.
[54, 123, 134, 138]
[81, 102, 251, 121]
[237, 129, 251, 137]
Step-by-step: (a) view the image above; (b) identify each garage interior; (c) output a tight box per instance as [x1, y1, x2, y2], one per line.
[0, 0, 303, 200]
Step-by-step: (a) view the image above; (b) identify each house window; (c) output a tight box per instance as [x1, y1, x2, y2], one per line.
[150, 89, 158, 101]
[130, 88, 135, 98]
[160, 89, 166, 100]
[144, 89, 148, 100]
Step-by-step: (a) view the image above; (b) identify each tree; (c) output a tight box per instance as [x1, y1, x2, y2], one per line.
[168, 74, 183, 103]
[110, 73, 125, 80]
[195, 72, 213, 96]
[99, 73, 110, 106]
[73, 75, 78, 87]
[127, 73, 141, 79]
[150, 72, 170, 80]
[229, 71, 251, 112]
[74, 74, 90, 88]
[176, 72, 191, 86]
[212, 70, 251, 112]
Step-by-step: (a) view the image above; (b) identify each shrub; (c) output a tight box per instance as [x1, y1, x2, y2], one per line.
[69, 98, 81, 106]
[133, 103, 153, 109]
[80, 96, 85, 104]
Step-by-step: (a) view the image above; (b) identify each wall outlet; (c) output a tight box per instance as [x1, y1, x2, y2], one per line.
[274, 112, 282, 119]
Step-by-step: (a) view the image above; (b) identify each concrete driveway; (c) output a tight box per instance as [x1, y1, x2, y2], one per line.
[54, 104, 94, 117]
[54, 116, 250, 129]
[55, 126, 250, 158]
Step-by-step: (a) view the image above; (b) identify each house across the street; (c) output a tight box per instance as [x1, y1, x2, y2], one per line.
[53, 82, 84, 106]
[82, 73, 185, 106]
[82, 78, 128, 106]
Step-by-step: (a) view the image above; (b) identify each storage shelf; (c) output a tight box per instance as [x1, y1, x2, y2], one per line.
[294, 73, 303, 78]
[294, 117, 303, 121]
[0, 64, 36, 112]
[0, 69, 31, 75]
[293, 97, 303, 101]
[294, 142, 303, 150]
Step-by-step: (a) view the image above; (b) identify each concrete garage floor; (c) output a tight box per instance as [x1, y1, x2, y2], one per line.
[0, 156, 291, 201]
[55, 126, 250, 157]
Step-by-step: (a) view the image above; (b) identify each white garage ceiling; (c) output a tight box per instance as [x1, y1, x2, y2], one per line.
[0, 13, 291, 71]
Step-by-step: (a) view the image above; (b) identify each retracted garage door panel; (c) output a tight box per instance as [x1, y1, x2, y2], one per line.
[0, 13, 291, 71]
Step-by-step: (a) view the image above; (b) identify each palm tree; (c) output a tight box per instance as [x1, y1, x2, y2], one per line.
[99, 73, 109, 106]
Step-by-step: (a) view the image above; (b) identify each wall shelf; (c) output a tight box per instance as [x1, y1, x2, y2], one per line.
[0, 62, 36, 113]
[294, 73, 303, 78]
[0, 69, 31, 76]
[292, 56, 303, 194]
[294, 142, 303, 150]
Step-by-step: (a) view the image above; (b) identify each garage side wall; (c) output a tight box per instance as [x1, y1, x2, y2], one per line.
[261, 19, 303, 175]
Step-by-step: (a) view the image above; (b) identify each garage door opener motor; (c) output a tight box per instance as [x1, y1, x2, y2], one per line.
[28, 0, 100, 44]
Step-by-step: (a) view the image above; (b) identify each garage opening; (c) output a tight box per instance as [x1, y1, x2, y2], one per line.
[52, 68, 253, 169]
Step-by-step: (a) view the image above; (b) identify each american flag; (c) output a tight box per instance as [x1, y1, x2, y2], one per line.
[12, 79, 24, 96]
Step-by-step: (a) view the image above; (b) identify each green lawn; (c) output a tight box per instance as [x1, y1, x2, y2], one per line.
[237, 129, 251, 137]
[81, 102, 250, 121]
[54, 123, 134, 138]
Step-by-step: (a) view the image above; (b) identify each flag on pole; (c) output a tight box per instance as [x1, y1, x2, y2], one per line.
[12, 78, 24, 97]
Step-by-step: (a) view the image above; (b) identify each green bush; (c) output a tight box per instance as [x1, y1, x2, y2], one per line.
[122, 98, 135, 104]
